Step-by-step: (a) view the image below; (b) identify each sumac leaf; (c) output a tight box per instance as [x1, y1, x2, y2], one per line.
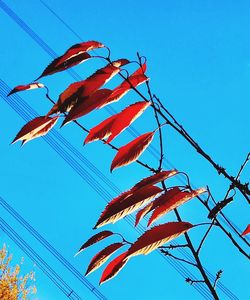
[75, 231, 113, 256]
[110, 131, 155, 172]
[127, 222, 193, 258]
[95, 185, 162, 229]
[85, 242, 124, 276]
[8, 82, 45, 96]
[84, 101, 150, 145]
[148, 188, 206, 226]
[100, 251, 129, 284]
[36, 40, 104, 79]
[242, 224, 250, 236]
[12, 116, 58, 144]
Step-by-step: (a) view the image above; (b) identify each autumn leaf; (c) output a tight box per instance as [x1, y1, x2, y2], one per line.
[75, 231, 113, 257]
[126, 222, 193, 258]
[61, 89, 113, 126]
[84, 101, 151, 144]
[84, 115, 117, 145]
[47, 60, 129, 116]
[98, 63, 148, 108]
[242, 224, 250, 236]
[11, 116, 59, 145]
[85, 243, 124, 276]
[110, 131, 155, 172]
[148, 188, 206, 226]
[99, 251, 129, 285]
[132, 170, 178, 192]
[8, 83, 45, 96]
[94, 185, 162, 228]
[135, 187, 181, 226]
[36, 40, 104, 79]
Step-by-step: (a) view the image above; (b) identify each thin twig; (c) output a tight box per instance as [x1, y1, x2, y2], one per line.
[196, 220, 215, 255]
[137, 52, 164, 171]
[213, 270, 223, 289]
[160, 249, 197, 267]
[186, 278, 205, 285]
[160, 244, 189, 249]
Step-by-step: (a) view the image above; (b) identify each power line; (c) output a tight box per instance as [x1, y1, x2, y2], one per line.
[0, 216, 82, 300]
[0, 196, 108, 300]
[0, 1, 241, 298]
[0, 81, 213, 299]
[38, 0, 250, 246]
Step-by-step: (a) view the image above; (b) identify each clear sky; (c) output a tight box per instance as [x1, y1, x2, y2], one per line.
[0, 0, 249, 299]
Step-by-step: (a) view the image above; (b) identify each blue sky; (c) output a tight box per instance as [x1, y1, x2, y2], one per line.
[0, 0, 249, 299]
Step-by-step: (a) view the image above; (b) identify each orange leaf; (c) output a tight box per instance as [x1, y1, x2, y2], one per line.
[148, 188, 206, 226]
[242, 224, 250, 236]
[95, 185, 162, 228]
[85, 242, 124, 276]
[99, 251, 129, 284]
[75, 231, 113, 257]
[132, 170, 178, 192]
[36, 41, 104, 79]
[110, 131, 155, 172]
[61, 89, 112, 126]
[12, 116, 59, 144]
[84, 101, 150, 145]
[47, 60, 128, 115]
[127, 222, 193, 258]
[8, 82, 45, 96]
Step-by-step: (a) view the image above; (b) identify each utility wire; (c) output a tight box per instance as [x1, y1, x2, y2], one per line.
[0, 81, 213, 299]
[0, 1, 242, 298]
[0, 196, 107, 300]
[38, 0, 250, 245]
[0, 216, 82, 300]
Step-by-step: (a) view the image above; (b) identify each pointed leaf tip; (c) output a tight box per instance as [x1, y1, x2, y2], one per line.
[99, 251, 129, 284]
[110, 131, 155, 171]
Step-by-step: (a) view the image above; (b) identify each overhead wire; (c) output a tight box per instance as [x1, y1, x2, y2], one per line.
[0, 81, 213, 299]
[1, 80, 238, 300]
[0, 196, 107, 300]
[38, 0, 250, 245]
[0, 216, 82, 300]
[0, 1, 242, 298]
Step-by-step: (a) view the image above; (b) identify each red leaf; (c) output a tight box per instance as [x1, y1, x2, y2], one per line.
[97, 63, 148, 108]
[47, 60, 128, 115]
[127, 222, 193, 258]
[85, 242, 124, 276]
[99, 251, 129, 284]
[84, 115, 117, 145]
[84, 101, 150, 145]
[135, 188, 180, 226]
[36, 41, 104, 79]
[242, 224, 250, 236]
[110, 131, 155, 172]
[132, 170, 178, 192]
[61, 89, 113, 126]
[12, 116, 59, 144]
[148, 187, 206, 226]
[8, 82, 45, 96]
[75, 231, 114, 257]
[95, 185, 162, 228]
